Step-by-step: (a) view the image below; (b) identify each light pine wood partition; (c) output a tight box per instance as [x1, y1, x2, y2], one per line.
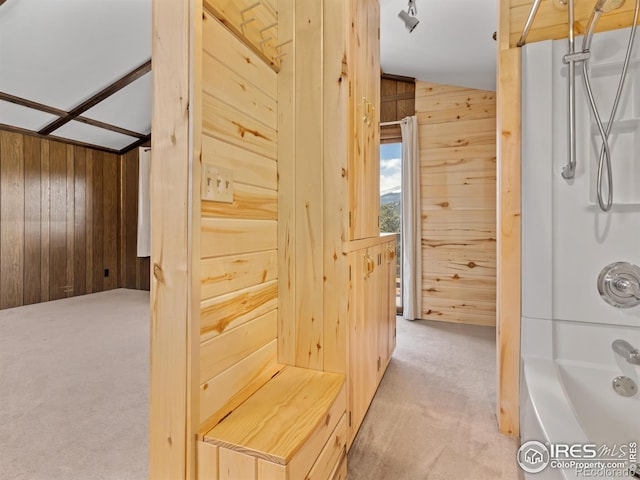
[277, 0, 350, 372]
[0, 130, 149, 310]
[415, 81, 497, 327]
[149, 0, 200, 477]
[198, 11, 280, 427]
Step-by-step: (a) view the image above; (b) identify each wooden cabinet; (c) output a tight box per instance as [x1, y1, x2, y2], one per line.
[347, 237, 396, 446]
[348, 0, 381, 241]
[279, 0, 393, 455]
[378, 241, 397, 378]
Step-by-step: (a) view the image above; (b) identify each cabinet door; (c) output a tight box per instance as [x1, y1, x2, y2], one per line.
[364, 0, 380, 239]
[348, 0, 380, 241]
[348, 0, 370, 241]
[376, 244, 388, 380]
[348, 247, 379, 445]
[377, 241, 396, 377]
[387, 241, 397, 356]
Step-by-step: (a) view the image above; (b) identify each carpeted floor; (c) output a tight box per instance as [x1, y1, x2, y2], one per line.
[0, 289, 150, 480]
[348, 318, 522, 480]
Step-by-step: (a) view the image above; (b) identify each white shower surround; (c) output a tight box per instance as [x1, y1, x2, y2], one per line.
[521, 26, 640, 480]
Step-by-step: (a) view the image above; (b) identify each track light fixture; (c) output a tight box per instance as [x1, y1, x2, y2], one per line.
[398, 0, 419, 33]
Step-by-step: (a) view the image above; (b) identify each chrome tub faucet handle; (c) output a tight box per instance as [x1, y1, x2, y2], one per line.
[612, 339, 640, 365]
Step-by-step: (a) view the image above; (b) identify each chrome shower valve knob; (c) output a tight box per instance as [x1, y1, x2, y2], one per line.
[597, 262, 640, 308]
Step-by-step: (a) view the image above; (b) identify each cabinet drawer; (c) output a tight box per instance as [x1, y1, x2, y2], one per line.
[305, 414, 347, 480]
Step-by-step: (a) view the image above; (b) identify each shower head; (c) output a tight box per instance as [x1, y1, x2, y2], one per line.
[583, 0, 626, 50]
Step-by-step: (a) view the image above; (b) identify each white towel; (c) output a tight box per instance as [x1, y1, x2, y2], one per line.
[137, 147, 151, 258]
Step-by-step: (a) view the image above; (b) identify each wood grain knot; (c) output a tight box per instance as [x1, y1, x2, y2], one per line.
[153, 264, 164, 283]
[467, 262, 476, 268]
[440, 202, 449, 208]
[452, 274, 460, 279]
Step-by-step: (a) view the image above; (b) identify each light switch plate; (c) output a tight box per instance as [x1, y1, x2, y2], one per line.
[202, 164, 233, 203]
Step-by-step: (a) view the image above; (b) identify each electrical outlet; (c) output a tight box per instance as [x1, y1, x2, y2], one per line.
[202, 164, 233, 203]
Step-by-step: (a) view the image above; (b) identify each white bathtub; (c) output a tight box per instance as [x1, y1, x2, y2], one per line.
[522, 355, 640, 480]
[520, 24, 640, 480]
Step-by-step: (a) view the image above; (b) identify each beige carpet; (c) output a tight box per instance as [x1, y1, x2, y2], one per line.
[348, 318, 522, 480]
[0, 289, 150, 480]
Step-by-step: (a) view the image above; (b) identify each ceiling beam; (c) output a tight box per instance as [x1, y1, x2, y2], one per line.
[39, 59, 152, 136]
[0, 123, 121, 155]
[0, 91, 67, 116]
[75, 117, 147, 139]
[0, 90, 148, 139]
[119, 133, 152, 155]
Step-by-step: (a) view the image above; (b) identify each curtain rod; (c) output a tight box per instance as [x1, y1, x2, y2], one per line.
[380, 119, 407, 127]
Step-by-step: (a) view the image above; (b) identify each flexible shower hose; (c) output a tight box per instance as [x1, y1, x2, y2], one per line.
[581, 0, 640, 211]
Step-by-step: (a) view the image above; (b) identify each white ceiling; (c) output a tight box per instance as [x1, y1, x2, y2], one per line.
[0, 0, 151, 151]
[380, 0, 498, 92]
[0, 0, 495, 152]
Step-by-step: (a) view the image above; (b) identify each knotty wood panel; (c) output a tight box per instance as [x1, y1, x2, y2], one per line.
[203, 0, 281, 73]
[277, 0, 297, 367]
[0, 130, 149, 310]
[496, 40, 522, 435]
[293, 0, 324, 370]
[417, 81, 496, 326]
[201, 250, 278, 300]
[148, 0, 198, 477]
[322, 0, 350, 376]
[198, 14, 280, 437]
[509, 0, 640, 48]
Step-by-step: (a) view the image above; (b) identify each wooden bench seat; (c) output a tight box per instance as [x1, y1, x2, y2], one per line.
[198, 366, 347, 480]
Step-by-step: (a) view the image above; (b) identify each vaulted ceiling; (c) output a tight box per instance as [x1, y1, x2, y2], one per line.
[380, 0, 498, 92]
[0, 0, 499, 154]
[0, 0, 151, 154]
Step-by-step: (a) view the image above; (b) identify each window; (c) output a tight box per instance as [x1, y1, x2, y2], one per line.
[380, 142, 402, 309]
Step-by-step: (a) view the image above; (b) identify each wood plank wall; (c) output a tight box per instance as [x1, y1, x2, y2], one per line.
[380, 74, 415, 123]
[0, 130, 149, 310]
[416, 81, 497, 326]
[277, 0, 350, 374]
[509, 0, 640, 47]
[198, 12, 280, 427]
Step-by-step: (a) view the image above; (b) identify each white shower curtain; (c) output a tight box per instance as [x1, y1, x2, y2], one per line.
[400, 116, 422, 320]
[137, 147, 151, 258]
